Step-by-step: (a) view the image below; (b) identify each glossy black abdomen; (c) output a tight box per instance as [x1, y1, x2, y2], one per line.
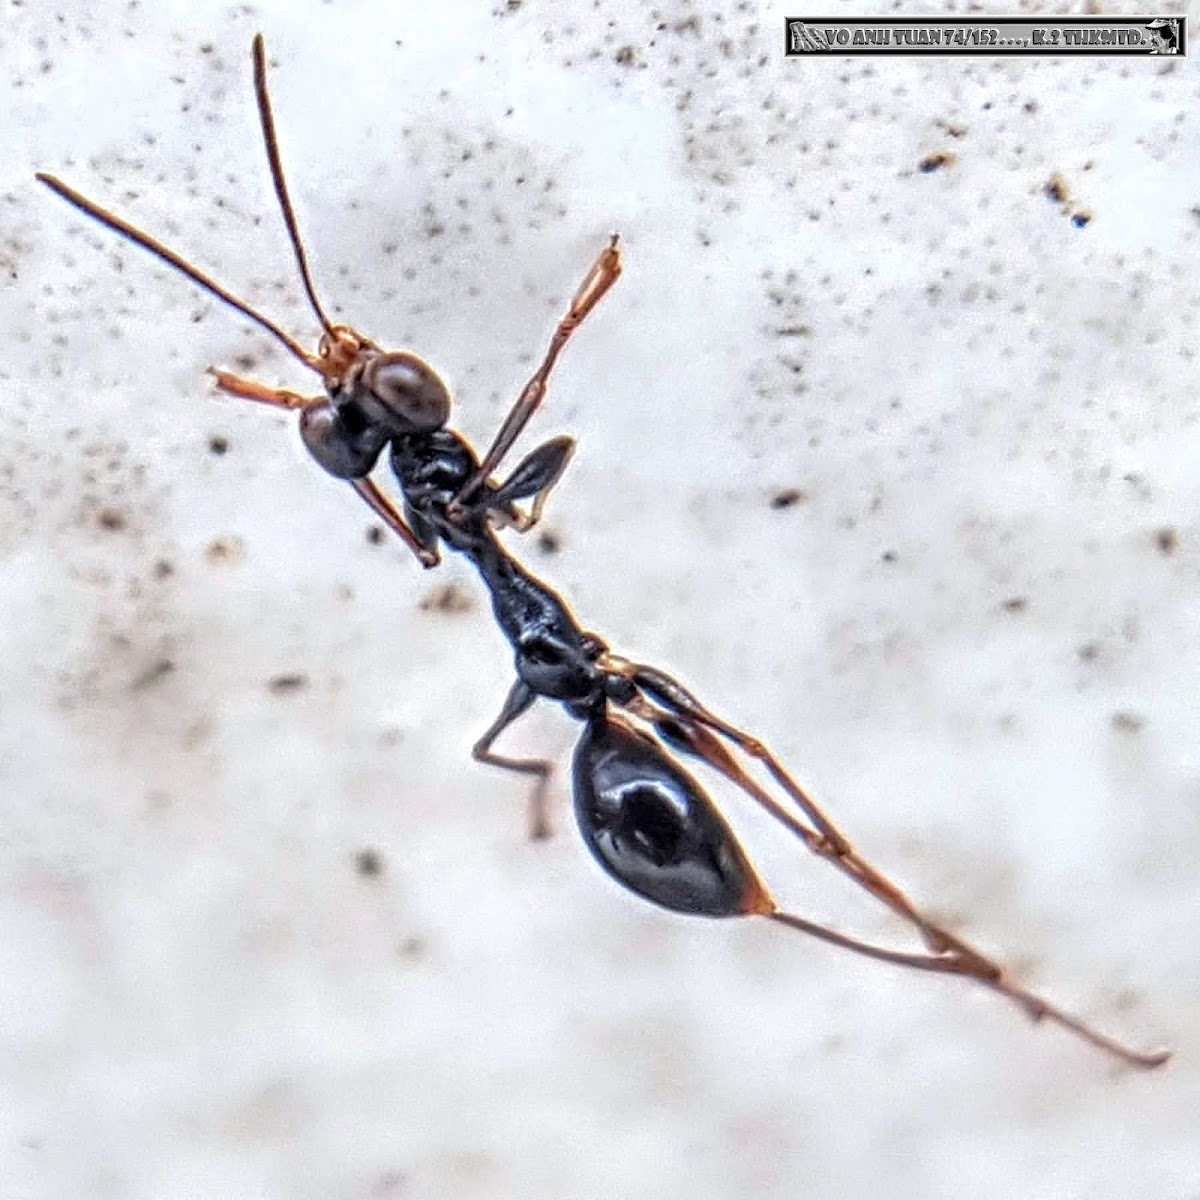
[572, 716, 766, 918]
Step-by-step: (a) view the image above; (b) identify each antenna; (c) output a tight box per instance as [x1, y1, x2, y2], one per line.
[36, 34, 342, 375]
[35, 171, 319, 372]
[250, 33, 336, 338]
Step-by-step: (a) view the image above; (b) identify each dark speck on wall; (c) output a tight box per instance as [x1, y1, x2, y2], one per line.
[770, 487, 806, 510]
[420, 583, 473, 613]
[1045, 173, 1070, 205]
[1155, 527, 1178, 555]
[918, 151, 955, 173]
[205, 536, 244, 564]
[398, 935, 426, 960]
[1111, 711, 1145, 733]
[130, 658, 175, 691]
[355, 848, 384, 878]
[268, 672, 309, 695]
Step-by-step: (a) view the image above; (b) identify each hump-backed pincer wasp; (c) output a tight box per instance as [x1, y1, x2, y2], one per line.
[37, 35, 1167, 1070]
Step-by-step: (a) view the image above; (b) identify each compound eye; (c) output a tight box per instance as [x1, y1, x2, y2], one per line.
[363, 352, 450, 432]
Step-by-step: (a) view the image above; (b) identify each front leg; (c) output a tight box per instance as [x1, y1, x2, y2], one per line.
[472, 680, 555, 840]
[351, 477, 440, 569]
[210, 369, 438, 568]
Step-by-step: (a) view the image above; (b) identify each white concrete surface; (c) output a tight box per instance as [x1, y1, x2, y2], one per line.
[2, 2, 1198, 1197]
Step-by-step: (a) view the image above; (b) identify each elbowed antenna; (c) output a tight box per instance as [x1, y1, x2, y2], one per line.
[36, 34, 351, 378]
[249, 33, 337, 339]
[36, 171, 320, 372]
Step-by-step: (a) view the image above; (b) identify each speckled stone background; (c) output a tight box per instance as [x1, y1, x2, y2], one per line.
[3, 2, 1198, 1198]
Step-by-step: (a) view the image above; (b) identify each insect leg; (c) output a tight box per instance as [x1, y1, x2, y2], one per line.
[613, 658, 862, 856]
[350, 477, 440, 569]
[212, 370, 439, 568]
[472, 680, 555, 840]
[454, 236, 621, 508]
[768, 909, 1169, 1069]
[640, 703, 976, 962]
[615, 697, 1167, 1068]
[606, 656, 971, 953]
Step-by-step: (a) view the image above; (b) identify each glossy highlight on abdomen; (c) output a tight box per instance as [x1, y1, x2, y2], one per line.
[572, 715, 766, 918]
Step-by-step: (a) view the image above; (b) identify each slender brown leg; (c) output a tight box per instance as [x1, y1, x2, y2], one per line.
[608, 656, 972, 952]
[472, 681, 555, 840]
[638, 701, 980, 965]
[350, 477, 440, 569]
[608, 659, 854, 854]
[454, 237, 622, 509]
[765, 912, 1169, 1069]
[210, 367, 440, 571]
[608, 688, 1168, 1069]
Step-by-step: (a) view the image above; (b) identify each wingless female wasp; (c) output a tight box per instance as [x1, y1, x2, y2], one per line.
[38, 35, 1167, 1069]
